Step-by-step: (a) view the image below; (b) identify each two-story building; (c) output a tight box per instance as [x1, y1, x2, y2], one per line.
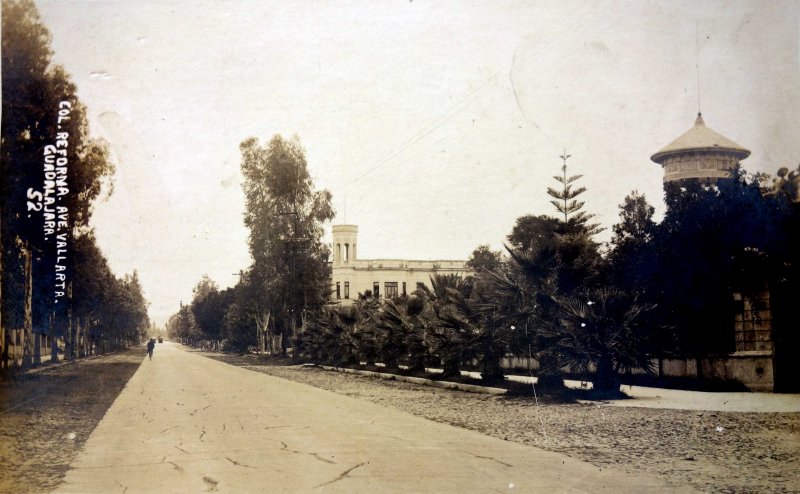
[329, 224, 473, 305]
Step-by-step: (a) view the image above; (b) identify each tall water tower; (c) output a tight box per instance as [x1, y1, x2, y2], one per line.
[651, 113, 751, 185]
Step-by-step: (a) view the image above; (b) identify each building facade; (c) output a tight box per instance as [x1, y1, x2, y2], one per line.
[329, 224, 473, 305]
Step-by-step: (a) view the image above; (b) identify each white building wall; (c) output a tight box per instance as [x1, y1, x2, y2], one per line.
[329, 224, 473, 304]
[331, 259, 473, 304]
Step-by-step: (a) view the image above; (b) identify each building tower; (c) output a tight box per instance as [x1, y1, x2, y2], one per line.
[331, 224, 358, 265]
[651, 113, 751, 185]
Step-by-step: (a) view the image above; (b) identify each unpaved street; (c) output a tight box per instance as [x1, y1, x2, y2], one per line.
[56, 343, 690, 493]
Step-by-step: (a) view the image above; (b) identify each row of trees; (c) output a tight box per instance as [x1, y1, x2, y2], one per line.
[169, 115, 798, 395]
[297, 154, 656, 393]
[1, 0, 150, 370]
[296, 158, 798, 394]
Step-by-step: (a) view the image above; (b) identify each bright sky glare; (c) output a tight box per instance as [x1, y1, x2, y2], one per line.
[35, 0, 800, 325]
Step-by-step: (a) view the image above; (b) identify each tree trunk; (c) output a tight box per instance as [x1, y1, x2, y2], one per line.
[50, 330, 58, 362]
[34, 332, 41, 366]
[536, 354, 565, 392]
[594, 356, 620, 396]
[50, 312, 58, 363]
[69, 313, 77, 361]
[1, 327, 8, 370]
[407, 353, 425, 373]
[481, 353, 504, 384]
[257, 310, 270, 354]
[22, 245, 33, 370]
[441, 356, 460, 379]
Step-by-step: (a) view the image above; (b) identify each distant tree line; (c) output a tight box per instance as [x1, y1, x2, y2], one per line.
[1, 0, 150, 371]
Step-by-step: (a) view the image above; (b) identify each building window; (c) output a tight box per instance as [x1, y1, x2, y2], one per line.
[344, 243, 349, 262]
[336, 282, 341, 299]
[373, 282, 380, 298]
[344, 282, 350, 299]
[733, 293, 772, 352]
[402, 282, 407, 297]
[385, 282, 398, 299]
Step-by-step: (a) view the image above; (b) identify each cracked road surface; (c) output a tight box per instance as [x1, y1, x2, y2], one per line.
[55, 343, 693, 493]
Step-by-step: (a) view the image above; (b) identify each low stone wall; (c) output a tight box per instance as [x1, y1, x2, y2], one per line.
[501, 354, 774, 392]
[702, 353, 774, 392]
[653, 354, 774, 392]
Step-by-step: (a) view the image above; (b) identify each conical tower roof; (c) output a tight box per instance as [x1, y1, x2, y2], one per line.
[651, 113, 750, 163]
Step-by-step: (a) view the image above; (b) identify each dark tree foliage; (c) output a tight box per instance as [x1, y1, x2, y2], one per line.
[651, 169, 791, 356]
[466, 244, 503, 274]
[608, 191, 658, 294]
[188, 276, 234, 344]
[506, 215, 560, 250]
[2, 0, 58, 330]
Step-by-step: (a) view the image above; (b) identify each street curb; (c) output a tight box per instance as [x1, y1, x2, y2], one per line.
[318, 365, 507, 395]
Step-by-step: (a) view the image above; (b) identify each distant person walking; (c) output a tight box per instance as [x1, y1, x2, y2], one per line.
[147, 339, 155, 361]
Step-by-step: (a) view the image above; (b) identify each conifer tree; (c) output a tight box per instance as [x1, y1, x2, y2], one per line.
[546, 151, 603, 236]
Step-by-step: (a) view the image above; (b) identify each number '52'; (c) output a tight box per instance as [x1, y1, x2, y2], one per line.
[27, 188, 42, 211]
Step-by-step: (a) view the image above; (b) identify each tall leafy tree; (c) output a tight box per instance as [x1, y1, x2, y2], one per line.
[2, 0, 115, 367]
[239, 135, 334, 353]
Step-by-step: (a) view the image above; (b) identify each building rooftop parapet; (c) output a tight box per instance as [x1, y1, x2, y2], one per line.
[332, 258, 470, 270]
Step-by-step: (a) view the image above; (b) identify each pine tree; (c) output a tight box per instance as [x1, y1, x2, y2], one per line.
[546, 152, 603, 236]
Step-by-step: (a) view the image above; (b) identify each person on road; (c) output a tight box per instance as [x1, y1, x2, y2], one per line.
[147, 339, 155, 361]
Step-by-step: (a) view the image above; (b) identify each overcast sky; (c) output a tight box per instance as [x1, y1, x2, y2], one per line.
[36, 0, 799, 326]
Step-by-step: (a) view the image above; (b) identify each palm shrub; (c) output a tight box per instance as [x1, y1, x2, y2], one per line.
[344, 299, 380, 366]
[302, 307, 358, 366]
[430, 276, 512, 384]
[372, 297, 428, 372]
[479, 242, 566, 389]
[541, 287, 656, 395]
[419, 274, 477, 379]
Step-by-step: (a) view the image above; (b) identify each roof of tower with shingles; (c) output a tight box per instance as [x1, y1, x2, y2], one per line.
[651, 113, 750, 163]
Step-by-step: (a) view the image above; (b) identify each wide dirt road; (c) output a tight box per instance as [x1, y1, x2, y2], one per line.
[56, 343, 692, 493]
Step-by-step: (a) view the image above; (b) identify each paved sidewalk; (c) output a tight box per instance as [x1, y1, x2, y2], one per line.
[56, 343, 695, 493]
[499, 375, 800, 412]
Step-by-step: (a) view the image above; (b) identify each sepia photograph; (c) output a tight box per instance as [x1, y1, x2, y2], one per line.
[1, 0, 799, 492]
